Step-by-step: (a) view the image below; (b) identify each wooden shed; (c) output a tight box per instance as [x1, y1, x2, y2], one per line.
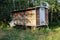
[10, 6, 48, 27]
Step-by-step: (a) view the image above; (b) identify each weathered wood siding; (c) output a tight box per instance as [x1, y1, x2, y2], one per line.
[13, 10, 36, 26]
[25, 10, 36, 26]
[45, 8, 48, 25]
[36, 8, 40, 26]
[12, 7, 48, 26]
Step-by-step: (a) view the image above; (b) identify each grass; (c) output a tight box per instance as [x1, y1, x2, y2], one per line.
[0, 27, 60, 40]
[0, 22, 60, 40]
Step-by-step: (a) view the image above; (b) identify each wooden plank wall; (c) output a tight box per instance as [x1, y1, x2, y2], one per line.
[36, 8, 40, 26]
[45, 8, 48, 25]
[13, 10, 36, 26]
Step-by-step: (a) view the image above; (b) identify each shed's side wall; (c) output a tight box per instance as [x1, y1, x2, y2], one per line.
[26, 10, 36, 26]
[13, 10, 36, 26]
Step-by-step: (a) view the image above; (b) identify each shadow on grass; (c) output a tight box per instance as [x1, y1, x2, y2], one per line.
[0, 29, 48, 40]
[49, 22, 60, 29]
[0, 29, 22, 40]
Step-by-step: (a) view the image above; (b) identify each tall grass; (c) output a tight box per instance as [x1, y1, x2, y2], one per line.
[0, 21, 60, 40]
[0, 27, 60, 40]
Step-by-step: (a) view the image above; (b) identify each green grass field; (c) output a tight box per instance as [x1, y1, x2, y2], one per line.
[0, 26, 60, 40]
[0, 22, 60, 40]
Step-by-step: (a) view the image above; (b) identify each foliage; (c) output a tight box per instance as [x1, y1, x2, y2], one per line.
[0, 0, 60, 29]
[0, 0, 60, 22]
[0, 0, 29, 22]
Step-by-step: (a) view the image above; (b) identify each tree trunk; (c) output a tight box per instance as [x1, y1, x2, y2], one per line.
[51, 8, 53, 23]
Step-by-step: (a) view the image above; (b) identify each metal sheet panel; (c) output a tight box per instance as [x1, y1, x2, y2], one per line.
[40, 8, 45, 25]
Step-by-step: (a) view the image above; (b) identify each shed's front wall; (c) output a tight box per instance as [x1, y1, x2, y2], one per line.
[45, 8, 48, 25]
[40, 7, 45, 26]
[36, 8, 48, 26]
[36, 8, 40, 26]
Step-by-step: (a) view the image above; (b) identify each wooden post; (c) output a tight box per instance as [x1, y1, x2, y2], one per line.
[31, 26, 36, 32]
[24, 15, 27, 30]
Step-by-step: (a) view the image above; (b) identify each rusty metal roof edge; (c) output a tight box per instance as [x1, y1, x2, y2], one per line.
[11, 6, 47, 13]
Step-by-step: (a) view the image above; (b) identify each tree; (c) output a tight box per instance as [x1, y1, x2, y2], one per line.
[0, 0, 60, 23]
